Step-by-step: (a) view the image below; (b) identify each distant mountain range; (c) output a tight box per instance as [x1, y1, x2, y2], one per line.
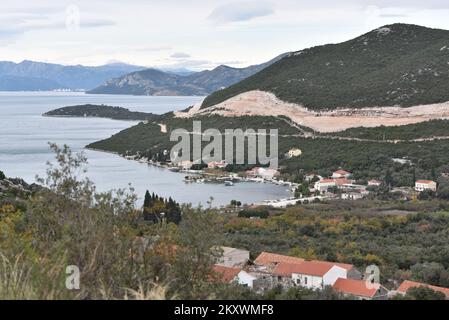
[87, 53, 288, 96]
[0, 61, 145, 91]
[202, 23, 449, 110]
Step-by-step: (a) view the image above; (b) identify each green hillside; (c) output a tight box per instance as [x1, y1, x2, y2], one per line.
[202, 24, 449, 110]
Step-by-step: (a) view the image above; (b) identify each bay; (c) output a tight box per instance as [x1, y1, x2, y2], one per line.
[0, 91, 292, 206]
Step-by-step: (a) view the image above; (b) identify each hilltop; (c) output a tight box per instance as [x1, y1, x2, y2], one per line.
[202, 24, 449, 110]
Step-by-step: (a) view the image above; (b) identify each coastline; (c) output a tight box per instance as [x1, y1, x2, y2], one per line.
[85, 146, 297, 204]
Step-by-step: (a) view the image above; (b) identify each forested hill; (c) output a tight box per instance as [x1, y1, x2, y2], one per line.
[202, 24, 449, 110]
[43, 104, 162, 121]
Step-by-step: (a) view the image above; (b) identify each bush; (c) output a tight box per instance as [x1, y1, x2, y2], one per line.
[238, 209, 269, 219]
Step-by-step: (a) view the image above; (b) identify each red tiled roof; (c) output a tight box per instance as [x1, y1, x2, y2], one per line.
[281, 261, 336, 277]
[397, 280, 449, 298]
[311, 260, 354, 271]
[273, 262, 305, 277]
[212, 265, 241, 283]
[254, 252, 304, 266]
[333, 278, 379, 298]
[415, 180, 436, 184]
[319, 179, 336, 184]
[334, 170, 351, 175]
[334, 178, 353, 185]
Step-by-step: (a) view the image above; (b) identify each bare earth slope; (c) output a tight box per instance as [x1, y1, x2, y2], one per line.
[175, 90, 449, 132]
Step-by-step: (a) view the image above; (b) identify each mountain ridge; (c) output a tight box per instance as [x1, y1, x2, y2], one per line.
[87, 53, 288, 96]
[0, 60, 145, 91]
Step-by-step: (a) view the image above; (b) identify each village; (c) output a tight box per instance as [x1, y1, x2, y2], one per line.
[126, 147, 439, 208]
[211, 247, 449, 300]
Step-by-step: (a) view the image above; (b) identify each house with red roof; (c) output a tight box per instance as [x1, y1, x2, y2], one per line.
[288, 261, 347, 290]
[254, 252, 305, 266]
[415, 180, 437, 192]
[211, 265, 242, 283]
[332, 170, 352, 179]
[333, 278, 388, 300]
[396, 280, 449, 299]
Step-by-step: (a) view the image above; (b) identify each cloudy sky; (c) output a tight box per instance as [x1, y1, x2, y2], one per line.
[1, 0, 449, 70]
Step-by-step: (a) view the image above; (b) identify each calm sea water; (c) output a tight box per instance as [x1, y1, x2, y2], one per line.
[0, 92, 291, 206]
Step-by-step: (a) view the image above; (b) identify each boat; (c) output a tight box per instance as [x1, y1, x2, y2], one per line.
[224, 181, 234, 186]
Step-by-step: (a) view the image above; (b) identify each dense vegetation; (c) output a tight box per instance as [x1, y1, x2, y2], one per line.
[87, 115, 299, 156]
[2, 146, 449, 299]
[327, 120, 449, 141]
[202, 24, 449, 110]
[0, 145, 253, 299]
[88, 112, 449, 188]
[44, 104, 162, 121]
[222, 200, 449, 289]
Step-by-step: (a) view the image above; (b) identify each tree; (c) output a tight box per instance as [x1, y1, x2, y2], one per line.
[294, 184, 310, 198]
[0, 170, 5, 180]
[401, 287, 445, 300]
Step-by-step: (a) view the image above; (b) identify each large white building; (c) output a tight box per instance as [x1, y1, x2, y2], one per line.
[314, 179, 336, 192]
[415, 180, 437, 192]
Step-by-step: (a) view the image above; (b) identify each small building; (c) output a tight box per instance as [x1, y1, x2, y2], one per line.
[247, 167, 280, 180]
[314, 179, 336, 192]
[332, 278, 388, 300]
[216, 246, 250, 268]
[415, 180, 437, 192]
[287, 148, 302, 158]
[178, 160, 193, 170]
[332, 170, 352, 179]
[236, 270, 259, 288]
[368, 179, 382, 187]
[304, 173, 320, 182]
[254, 252, 305, 266]
[287, 261, 347, 290]
[396, 280, 449, 299]
[341, 192, 364, 200]
[207, 160, 227, 169]
[211, 265, 241, 283]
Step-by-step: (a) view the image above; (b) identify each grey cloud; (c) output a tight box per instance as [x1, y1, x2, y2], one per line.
[208, 1, 274, 24]
[170, 52, 191, 59]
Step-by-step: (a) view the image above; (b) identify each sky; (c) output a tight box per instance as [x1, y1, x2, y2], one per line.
[1, 0, 449, 70]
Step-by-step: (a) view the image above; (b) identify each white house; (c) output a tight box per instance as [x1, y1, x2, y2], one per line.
[248, 167, 280, 180]
[236, 270, 259, 288]
[415, 180, 437, 192]
[216, 246, 250, 268]
[368, 179, 382, 187]
[287, 148, 302, 158]
[332, 170, 352, 179]
[289, 261, 347, 290]
[314, 179, 336, 192]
